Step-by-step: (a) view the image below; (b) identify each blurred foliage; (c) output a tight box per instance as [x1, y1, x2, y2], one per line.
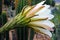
[4, 0, 11, 6]
[51, 5, 60, 40]
[45, 0, 55, 6]
[55, 5, 60, 40]
[0, 11, 7, 26]
[0, 0, 2, 15]
[16, 0, 55, 14]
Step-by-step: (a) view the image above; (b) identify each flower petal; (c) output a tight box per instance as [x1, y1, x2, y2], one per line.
[35, 1, 45, 9]
[26, 1, 45, 18]
[33, 8, 54, 20]
[47, 13, 54, 20]
[32, 27, 52, 37]
[29, 20, 55, 31]
[38, 20, 55, 28]
[32, 4, 54, 20]
[35, 5, 50, 15]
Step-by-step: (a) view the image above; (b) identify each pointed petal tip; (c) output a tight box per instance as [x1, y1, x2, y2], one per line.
[36, 1, 45, 6]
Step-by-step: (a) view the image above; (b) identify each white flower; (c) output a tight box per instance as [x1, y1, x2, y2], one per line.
[26, 1, 55, 37]
[19, 1, 55, 38]
[29, 2, 55, 31]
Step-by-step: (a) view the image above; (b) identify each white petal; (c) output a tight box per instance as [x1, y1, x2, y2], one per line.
[32, 27, 52, 37]
[32, 10, 50, 18]
[33, 4, 54, 20]
[44, 4, 50, 8]
[37, 1, 45, 5]
[33, 8, 54, 20]
[29, 20, 55, 30]
[32, 13, 54, 20]
[32, 1, 45, 13]
[35, 1, 45, 9]
[47, 13, 54, 20]
[26, 1, 45, 17]
[39, 20, 55, 28]
[35, 5, 50, 15]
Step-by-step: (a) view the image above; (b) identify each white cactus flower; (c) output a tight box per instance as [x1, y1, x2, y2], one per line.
[29, 4, 55, 31]
[27, 1, 55, 37]
[0, 1, 55, 38]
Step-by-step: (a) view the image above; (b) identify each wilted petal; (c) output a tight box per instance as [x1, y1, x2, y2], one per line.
[32, 27, 52, 37]
[29, 20, 54, 31]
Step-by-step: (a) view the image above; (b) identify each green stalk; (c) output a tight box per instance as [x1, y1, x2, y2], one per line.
[0, 12, 31, 33]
